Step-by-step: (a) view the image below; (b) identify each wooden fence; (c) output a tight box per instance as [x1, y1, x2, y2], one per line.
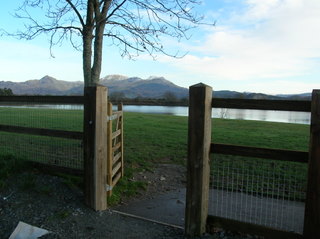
[0, 86, 123, 211]
[185, 83, 319, 239]
[107, 102, 124, 196]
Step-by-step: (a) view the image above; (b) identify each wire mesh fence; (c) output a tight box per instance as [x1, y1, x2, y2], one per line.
[0, 100, 84, 170]
[209, 154, 307, 234]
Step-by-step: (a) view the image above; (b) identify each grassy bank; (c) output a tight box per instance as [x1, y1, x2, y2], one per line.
[0, 108, 310, 202]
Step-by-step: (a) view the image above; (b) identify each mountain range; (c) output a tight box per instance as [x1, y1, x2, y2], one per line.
[0, 75, 311, 100]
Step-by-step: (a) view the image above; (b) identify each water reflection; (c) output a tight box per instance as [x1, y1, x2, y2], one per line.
[123, 105, 310, 124]
[0, 104, 311, 124]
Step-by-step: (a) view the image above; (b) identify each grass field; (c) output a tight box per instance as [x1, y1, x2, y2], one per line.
[0, 107, 310, 202]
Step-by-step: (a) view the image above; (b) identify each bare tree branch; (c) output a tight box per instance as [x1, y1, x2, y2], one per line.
[66, 0, 85, 27]
[106, 0, 127, 21]
[5, 0, 214, 86]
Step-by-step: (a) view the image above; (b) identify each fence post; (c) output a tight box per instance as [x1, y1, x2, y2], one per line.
[83, 85, 108, 211]
[304, 89, 320, 238]
[185, 83, 212, 237]
[107, 102, 113, 197]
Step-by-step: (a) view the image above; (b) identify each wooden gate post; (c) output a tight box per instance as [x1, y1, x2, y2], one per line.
[185, 83, 212, 237]
[304, 89, 320, 238]
[83, 85, 108, 211]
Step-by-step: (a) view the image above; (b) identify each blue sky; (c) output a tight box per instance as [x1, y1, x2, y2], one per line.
[1, 0, 320, 94]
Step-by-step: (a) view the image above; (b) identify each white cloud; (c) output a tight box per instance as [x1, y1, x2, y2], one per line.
[157, 0, 320, 92]
[248, 80, 320, 95]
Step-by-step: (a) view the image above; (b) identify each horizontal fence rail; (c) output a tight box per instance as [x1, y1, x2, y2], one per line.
[211, 143, 309, 163]
[0, 125, 83, 140]
[212, 98, 311, 112]
[0, 95, 84, 104]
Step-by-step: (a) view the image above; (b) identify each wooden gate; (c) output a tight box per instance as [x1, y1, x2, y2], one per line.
[106, 102, 124, 196]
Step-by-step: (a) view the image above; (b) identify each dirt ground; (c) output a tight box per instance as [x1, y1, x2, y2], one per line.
[0, 164, 187, 239]
[0, 163, 260, 239]
[122, 163, 187, 202]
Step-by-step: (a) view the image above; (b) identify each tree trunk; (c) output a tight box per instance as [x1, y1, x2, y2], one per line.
[83, 0, 110, 86]
[83, 28, 93, 86]
[83, 0, 95, 86]
[91, 22, 105, 84]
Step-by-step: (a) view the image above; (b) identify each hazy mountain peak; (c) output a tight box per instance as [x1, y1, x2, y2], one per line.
[147, 76, 164, 80]
[101, 74, 128, 81]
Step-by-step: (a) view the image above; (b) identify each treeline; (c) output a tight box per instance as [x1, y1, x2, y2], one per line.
[0, 88, 13, 96]
[109, 91, 189, 106]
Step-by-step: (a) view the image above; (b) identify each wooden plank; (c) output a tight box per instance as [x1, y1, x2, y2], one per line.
[207, 215, 303, 239]
[112, 142, 121, 152]
[118, 103, 124, 177]
[112, 111, 123, 117]
[112, 129, 121, 139]
[185, 83, 212, 237]
[0, 95, 84, 104]
[107, 114, 119, 121]
[113, 152, 122, 164]
[112, 161, 121, 177]
[83, 86, 108, 211]
[303, 90, 320, 238]
[112, 171, 122, 187]
[30, 161, 83, 176]
[0, 124, 83, 140]
[212, 98, 311, 112]
[107, 102, 113, 197]
[211, 143, 308, 163]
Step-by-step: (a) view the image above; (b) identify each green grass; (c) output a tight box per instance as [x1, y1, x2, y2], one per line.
[123, 113, 309, 165]
[0, 108, 310, 203]
[0, 107, 83, 131]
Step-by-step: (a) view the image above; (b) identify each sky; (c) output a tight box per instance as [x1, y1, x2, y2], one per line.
[0, 0, 320, 95]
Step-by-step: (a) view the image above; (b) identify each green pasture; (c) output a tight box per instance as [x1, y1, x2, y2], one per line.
[0, 107, 310, 202]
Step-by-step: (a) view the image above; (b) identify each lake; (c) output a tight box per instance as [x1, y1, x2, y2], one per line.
[0, 104, 311, 124]
[122, 105, 310, 124]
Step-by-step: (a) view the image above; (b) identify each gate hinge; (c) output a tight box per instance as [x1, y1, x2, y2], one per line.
[105, 184, 113, 192]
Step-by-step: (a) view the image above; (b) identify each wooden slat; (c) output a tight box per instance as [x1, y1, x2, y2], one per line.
[112, 171, 122, 187]
[113, 111, 123, 116]
[112, 129, 121, 139]
[211, 143, 308, 163]
[112, 142, 121, 152]
[107, 102, 113, 197]
[112, 161, 122, 177]
[212, 98, 311, 112]
[0, 124, 83, 140]
[113, 152, 122, 164]
[107, 111, 123, 122]
[118, 103, 124, 177]
[30, 161, 83, 176]
[0, 95, 84, 104]
[207, 215, 303, 239]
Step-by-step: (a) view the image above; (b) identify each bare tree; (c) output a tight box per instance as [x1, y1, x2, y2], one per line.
[5, 0, 212, 86]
